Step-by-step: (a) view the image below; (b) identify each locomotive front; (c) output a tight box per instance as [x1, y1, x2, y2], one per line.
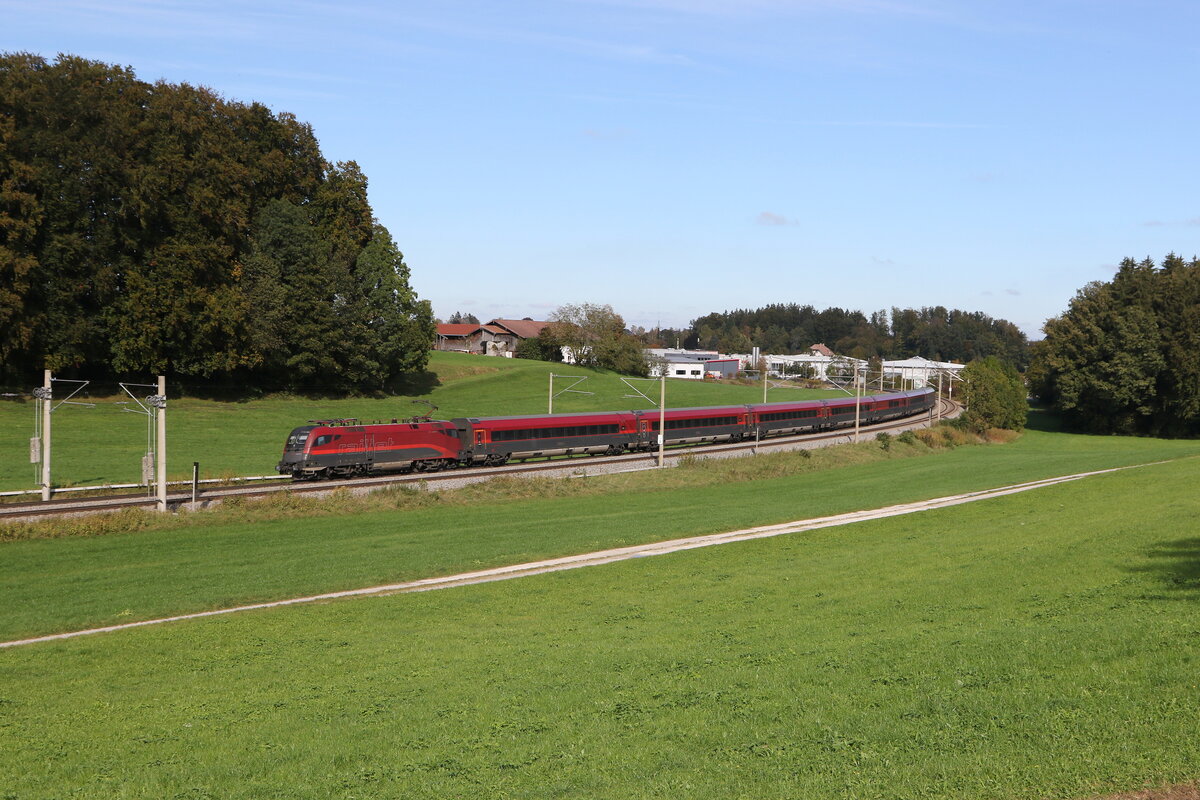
[277, 425, 317, 476]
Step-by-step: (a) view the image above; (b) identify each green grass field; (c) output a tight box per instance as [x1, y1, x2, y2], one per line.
[1, 432, 1198, 798]
[0, 352, 841, 492]
[3, 417, 1198, 642]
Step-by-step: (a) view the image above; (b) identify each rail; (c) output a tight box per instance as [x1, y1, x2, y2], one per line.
[1, 397, 959, 522]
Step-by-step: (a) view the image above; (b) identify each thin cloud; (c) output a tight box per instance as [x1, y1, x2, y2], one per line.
[757, 211, 795, 226]
[576, 0, 939, 19]
[801, 119, 986, 129]
[1142, 217, 1200, 227]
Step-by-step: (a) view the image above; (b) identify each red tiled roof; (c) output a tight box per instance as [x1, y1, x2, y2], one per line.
[437, 323, 480, 338]
[810, 343, 835, 357]
[488, 318, 551, 339]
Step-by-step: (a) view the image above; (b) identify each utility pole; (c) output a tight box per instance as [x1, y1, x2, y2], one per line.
[853, 365, 862, 443]
[936, 371, 943, 423]
[658, 374, 665, 468]
[40, 369, 51, 501]
[155, 375, 167, 512]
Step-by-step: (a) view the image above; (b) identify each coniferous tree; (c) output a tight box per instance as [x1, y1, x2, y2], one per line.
[1033, 254, 1200, 435]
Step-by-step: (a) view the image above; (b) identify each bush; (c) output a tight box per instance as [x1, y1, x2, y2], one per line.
[961, 356, 1028, 432]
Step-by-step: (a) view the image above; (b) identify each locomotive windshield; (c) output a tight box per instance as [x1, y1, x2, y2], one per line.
[285, 426, 315, 452]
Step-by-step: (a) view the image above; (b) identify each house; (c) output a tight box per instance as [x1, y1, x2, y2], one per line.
[483, 319, 551, 356]
[434, 323, 481, 353]
[433, 317, 553, 356]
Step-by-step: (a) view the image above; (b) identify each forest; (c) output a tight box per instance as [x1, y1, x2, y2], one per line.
[644, 304, 1030, 367]
[0, 53, 434, 392]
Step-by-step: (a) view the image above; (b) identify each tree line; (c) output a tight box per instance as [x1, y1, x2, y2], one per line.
[639, 303, 1029, 367]
[1030, 254, 1200, 436]
[0, 53, 434, 392]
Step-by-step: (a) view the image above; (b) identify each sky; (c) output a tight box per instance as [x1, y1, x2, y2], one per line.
[4, 0, 1198, 338]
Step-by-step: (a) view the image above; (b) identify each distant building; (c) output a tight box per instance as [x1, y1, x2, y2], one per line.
[882, 356, 964, 391]
[733, 345, 864, 381]
[433, 317, 552, 357]
[645, 348, 738, 380]
[434, 323, 481, 353]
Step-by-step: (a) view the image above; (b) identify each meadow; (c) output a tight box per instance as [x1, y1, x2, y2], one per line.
[3, 414, 1199, 642]
[0, 352, 841, 493]
[2, 359, 1198, 799]
[0, 431, 1198, 798]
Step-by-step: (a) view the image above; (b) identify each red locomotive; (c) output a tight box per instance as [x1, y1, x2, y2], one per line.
[277, 388, 935, 480]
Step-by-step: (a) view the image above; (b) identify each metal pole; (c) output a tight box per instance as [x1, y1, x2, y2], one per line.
[548, 372, 553, 415]
[156, 375, 167, 512]
[936, 371, 943, 424]
[854, 366, 862, 443]
[192, 462, 199, 508]
[41, 369, 51, 502]
[657, 374, 665, 467]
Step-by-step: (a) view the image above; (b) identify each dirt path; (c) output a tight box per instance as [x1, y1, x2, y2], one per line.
[0, 462, 1161, 650]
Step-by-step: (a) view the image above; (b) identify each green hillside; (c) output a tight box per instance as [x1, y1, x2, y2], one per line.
[0, 352, 842, 492]
[2, 424, 1199, 798]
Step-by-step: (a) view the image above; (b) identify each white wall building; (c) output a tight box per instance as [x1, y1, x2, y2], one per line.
[644, 349, 739, 380]
[730, 345, 865, 382]
[882, 356, 965, 391]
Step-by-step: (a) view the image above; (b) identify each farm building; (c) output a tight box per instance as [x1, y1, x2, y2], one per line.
[434, 318, 552, 356]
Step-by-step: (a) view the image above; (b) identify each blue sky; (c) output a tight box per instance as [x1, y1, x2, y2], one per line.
[5, 0, 1198, 338]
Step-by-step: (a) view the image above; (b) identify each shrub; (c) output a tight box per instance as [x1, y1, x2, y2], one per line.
[961, 356, 1028, 433]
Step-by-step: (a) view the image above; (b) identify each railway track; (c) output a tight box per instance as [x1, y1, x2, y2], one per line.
[1, 397, 959, 522]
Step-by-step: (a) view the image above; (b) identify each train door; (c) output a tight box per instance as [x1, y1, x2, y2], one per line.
[637, 417, 652, 449]
[363, 432, 375, 470]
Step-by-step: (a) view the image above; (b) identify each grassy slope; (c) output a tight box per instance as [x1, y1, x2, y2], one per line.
[2, 416, 1198, 641]
[0, 451, 1197, 798]
[0, 352, 841, 491]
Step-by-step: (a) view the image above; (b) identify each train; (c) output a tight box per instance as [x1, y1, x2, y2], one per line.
[276, 388, 936, 480]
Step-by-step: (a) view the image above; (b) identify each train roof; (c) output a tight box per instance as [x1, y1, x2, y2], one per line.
[631, 404, 751, 416]
[452, 410, 639, 425]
